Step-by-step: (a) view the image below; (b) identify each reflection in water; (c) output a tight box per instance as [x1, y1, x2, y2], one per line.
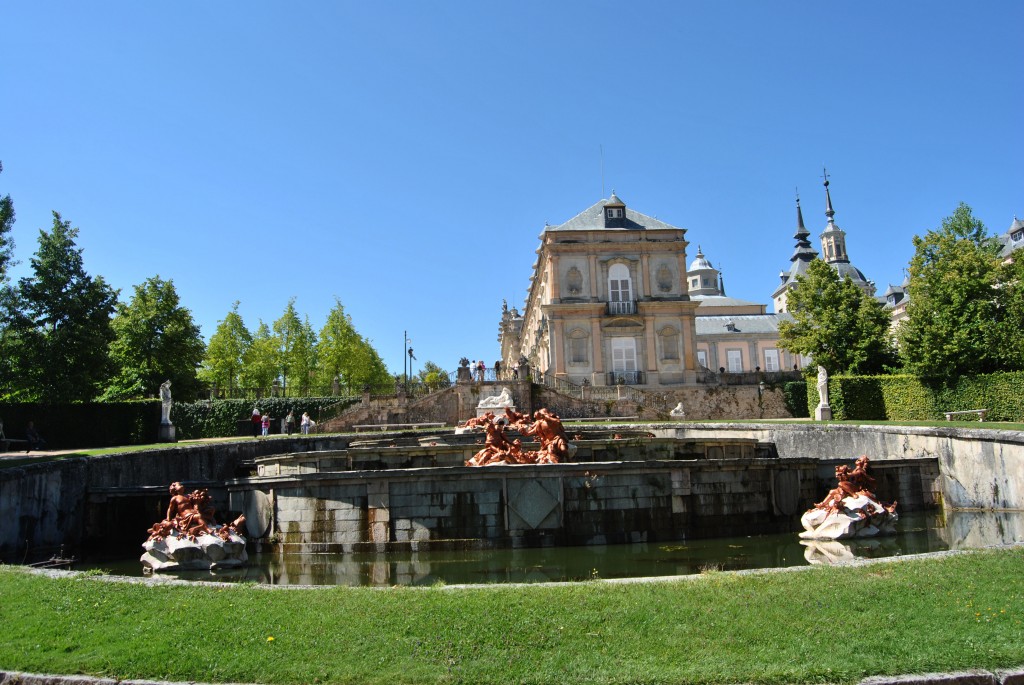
[81, 510, 1024, 587]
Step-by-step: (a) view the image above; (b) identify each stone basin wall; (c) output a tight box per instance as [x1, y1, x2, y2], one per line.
[233, 456, 938, 553]
[1, 422, 1018, 561]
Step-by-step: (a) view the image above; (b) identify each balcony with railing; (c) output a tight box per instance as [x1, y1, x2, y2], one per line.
[607, 370, 645, 386]
[606, 300, 637, 316]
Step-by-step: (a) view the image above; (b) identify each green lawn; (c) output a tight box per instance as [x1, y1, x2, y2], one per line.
[2, 548, 1022, 684]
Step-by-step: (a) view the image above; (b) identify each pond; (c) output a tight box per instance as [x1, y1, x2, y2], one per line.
[78, 510, 1024, 587]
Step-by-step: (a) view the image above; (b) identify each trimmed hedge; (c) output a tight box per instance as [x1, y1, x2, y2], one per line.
[0, 402, 160, 449]
[804, 371, 1024, 421]
[172, 396, 357, 440]
[782, 381, 809, 418]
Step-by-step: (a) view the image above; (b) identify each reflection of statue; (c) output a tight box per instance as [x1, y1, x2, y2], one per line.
[159, 380, 173, 425]
[801, 456, 898, 539]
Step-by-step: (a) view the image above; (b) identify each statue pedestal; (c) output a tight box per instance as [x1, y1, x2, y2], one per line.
[815, 404, 832, 421]
[159, 424, 177, 442]
[477, 405, 515, 418]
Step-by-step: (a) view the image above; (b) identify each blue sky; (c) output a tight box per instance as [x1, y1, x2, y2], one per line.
[2, 2, 1021, 377]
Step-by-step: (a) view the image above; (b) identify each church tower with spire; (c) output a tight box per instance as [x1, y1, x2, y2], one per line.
[771, 193, 819, 313]
[817, 169, 875, 296]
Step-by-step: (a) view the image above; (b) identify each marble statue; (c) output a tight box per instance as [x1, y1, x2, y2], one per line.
[669, 402, 686, 419]
[800, 456, 897, 540]
[478, 387, 514, 409]
[159, 380, 172, 425]
[814, 366, 832, 421]
[141, 482, 248, 571]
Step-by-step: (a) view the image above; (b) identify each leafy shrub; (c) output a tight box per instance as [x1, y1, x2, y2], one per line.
[173, 397, 357, 439]
[0, 401, 160, 449]
[782, 381, 809, 418]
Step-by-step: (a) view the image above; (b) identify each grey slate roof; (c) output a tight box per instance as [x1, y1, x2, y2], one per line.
[695, 313, 793, 336]
[998, 217, 1024, 259]
[692, 294, 763, 309]
[547, 197, 683, 232]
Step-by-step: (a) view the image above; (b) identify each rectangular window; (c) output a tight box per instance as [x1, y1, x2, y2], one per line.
[764, 349, 779, 372]
[697, 350, 707, 368]
[726, 350, 743, 373]
[611, 338, 637, 372]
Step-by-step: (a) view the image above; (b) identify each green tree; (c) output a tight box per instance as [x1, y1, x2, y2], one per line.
[994, 255, 1024, 371]
[316, 299, 391, 393]
[0, 162, 18, 396]
[103, 276, 206, 401]
[200, 302, 252, 396]
[416, 361, 451, 390]
[778, 258, 895, 376]
[0, 161, 15, 282]
[273, 298, 317, 395]
[241, 321, 280, 392]
[5, 212, 118, 402]
[899, 203, 1005, 382]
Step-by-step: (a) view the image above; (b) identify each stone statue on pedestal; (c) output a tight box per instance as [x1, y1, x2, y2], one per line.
[815, 366, 832, 421]
[158, 380, 176, 442]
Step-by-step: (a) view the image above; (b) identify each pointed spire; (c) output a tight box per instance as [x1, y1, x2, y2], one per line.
[796, 189, 806, 231]
[823, 166, 835, 224]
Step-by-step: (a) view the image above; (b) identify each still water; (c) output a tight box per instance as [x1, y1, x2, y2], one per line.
[81, 510, 1024, 587]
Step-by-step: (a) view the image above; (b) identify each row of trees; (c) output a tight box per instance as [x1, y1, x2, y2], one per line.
[0, 165, 402, 403]
[200, 298, 393, 397]
[779, 203, 1024, 384]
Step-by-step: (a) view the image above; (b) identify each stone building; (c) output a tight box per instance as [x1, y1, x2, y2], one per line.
[499, 193, 700, 387]
[498, 193, 800, 387]
[687, 247, 802, 374]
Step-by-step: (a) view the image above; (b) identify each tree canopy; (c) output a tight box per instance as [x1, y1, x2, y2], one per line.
[104, 276, 206, 401]
[778, 258, 895, 376]
[3, 212, 118, 402]
[898, 203, 1017, 382]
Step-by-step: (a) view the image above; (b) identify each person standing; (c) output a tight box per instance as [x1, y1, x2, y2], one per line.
[250, 407, 262, 438]
[300, 412, 312, 435]
[285, 410, 296, 435]
[261, 413, 271, 437]
[494, 360, 502, 380]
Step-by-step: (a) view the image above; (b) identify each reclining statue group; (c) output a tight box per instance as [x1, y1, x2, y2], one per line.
[800, 455, 899, 540]
[461, 407, 574, 466]
[141, 482, 248, 571]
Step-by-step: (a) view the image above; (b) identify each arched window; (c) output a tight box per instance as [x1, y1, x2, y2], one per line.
[608, 263, 633, 314]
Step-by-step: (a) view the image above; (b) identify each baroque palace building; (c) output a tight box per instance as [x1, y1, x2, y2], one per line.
[499, 192, 811, 388]
[499, 176, 878, 389]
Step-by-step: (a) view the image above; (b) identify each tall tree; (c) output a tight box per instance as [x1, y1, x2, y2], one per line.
[104, 276, 206, 400]
[241, 322, 280, 392]
[316, 298, 391, 393]
[200, 302, 252, 395]
[6, 212, 118, 402]
[273, 298, 317, 395]
[0, 161, 15, 282]
[0, 162, 18, 397]
[778, 258, 895, 376]
[899, 203, 1004, 382]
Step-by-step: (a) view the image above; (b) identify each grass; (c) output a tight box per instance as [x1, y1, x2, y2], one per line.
[2, 548, 1023, 684]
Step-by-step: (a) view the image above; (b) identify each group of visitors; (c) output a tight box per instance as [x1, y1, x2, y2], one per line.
[0, 418, 47, 453]
[250, 407, 314, 438]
